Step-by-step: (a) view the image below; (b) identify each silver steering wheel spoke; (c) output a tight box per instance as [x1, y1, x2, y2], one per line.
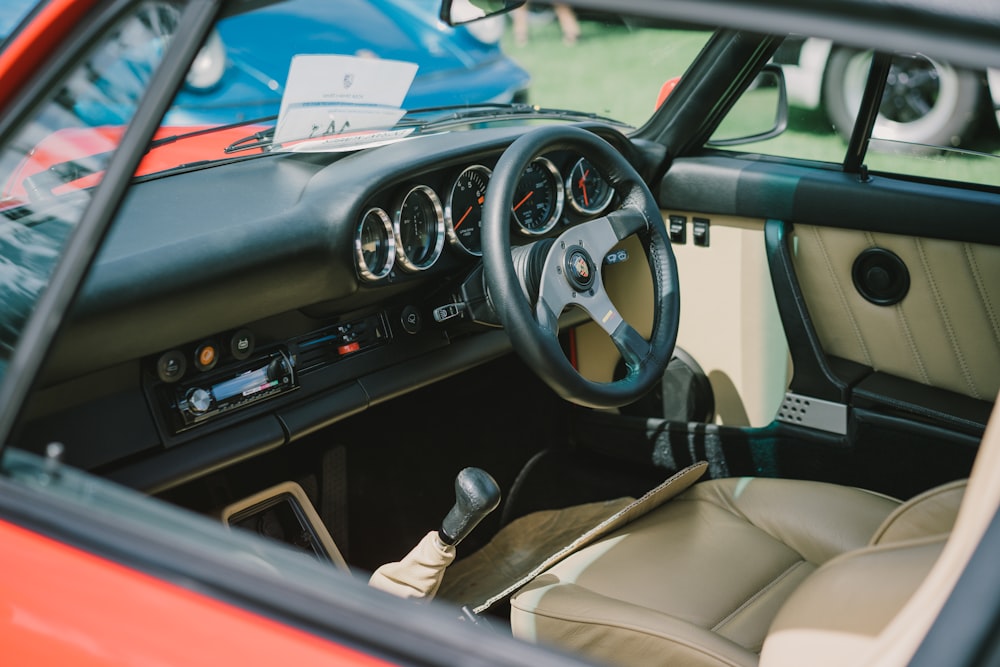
[533, 217, 617, 334]
[533, 214, 646, 355]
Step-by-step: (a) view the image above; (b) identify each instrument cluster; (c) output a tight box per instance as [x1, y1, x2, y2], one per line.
[353, 152, 616, 283]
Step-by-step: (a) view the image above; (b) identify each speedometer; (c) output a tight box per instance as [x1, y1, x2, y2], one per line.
[566, 157, 614, 216]
[395, 185, 445, 272]
[512, 157, 563, 236]
[446, 165, 491, 256]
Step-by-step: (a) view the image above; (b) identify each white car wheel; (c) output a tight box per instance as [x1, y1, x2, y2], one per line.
[823, 47, 981, 147]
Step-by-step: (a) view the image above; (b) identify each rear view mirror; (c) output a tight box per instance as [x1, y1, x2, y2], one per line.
[707, 65, 788, 146]
[440, 0, 525, 26]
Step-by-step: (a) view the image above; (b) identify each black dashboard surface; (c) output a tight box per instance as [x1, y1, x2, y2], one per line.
[21, 123, 639, 492]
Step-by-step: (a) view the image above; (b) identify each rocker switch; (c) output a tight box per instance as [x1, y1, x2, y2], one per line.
[692, 218, 710, 247]
[668, 215, 687, 244]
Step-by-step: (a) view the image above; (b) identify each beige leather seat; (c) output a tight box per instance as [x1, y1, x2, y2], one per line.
[509, 476, 966, 667]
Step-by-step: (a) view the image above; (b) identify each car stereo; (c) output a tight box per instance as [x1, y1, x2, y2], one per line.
[157, 349, 297, 434]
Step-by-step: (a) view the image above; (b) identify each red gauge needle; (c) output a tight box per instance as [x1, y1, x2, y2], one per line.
[454, 205, 473, 231]
[514, 191, 534, 211]
[578, 169, 590, 206]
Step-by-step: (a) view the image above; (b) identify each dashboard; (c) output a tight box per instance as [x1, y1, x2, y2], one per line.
[17, 123, 656, 493]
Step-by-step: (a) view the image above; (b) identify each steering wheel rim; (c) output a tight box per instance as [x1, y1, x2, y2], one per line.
[482, 125, 680, 409]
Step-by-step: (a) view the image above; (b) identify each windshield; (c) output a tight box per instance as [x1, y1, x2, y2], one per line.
[169, 2, 711, 154]
[5, 1, 711, 188]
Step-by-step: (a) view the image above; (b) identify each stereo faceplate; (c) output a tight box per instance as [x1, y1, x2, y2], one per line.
[157, 349, 297, 434]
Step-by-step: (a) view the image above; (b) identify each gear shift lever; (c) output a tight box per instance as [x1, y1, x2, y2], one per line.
[440, 467, 501, 546]
[369, 467, 501, 600]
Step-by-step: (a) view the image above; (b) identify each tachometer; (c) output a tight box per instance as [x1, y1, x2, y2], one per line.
[512, 157, 563, 236]
[566, 157, 614, 216]
[446, 165, 491, 256]
[355, 207, 395, 281]
[395, 185, 445, 272]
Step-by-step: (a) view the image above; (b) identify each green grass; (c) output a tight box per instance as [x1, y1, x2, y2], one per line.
[501, 19, 1000, 187]
[502, 21, 712, 129]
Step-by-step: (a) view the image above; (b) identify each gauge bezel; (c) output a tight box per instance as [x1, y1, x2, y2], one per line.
[512, 156, 564, 237]
[566, 156, 615, 216]
[445, 164, 492, 257]
[394, 184, 446, 272]
[354, 207, 396, 282]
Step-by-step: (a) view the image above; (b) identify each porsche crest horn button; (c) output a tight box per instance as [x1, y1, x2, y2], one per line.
[564, 245, 597, 291]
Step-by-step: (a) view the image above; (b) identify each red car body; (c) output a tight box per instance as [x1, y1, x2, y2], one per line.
[0, 0, 97, 110]
[1, 519, 392, 665]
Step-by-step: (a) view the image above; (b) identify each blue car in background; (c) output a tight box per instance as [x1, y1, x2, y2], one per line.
[167, 0, 530, 125]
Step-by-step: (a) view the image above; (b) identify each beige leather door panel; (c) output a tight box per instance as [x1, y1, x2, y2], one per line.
[792, 225, 1000, 402]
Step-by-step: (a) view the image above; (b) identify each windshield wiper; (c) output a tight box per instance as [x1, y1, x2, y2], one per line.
[223, 126, 275, 154]
[146, 115, 277, 154]
[399, 103, 632, 131]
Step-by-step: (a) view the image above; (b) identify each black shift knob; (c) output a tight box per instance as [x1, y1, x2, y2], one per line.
[440, 467, 501, 546]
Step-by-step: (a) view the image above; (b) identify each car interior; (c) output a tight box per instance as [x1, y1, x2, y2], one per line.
[4, 0, 1000, 665]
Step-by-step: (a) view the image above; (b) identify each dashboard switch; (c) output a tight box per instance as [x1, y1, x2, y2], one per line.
[338, 342, 361, 356]
[433, 303, 466, 323]
[692, 217, 710, 247]
[195, 342, 218, 371]
[230, 329, 255, 360]
[156, 350, 187, 383]
[668, 215, 687, 244]
[400, 306, 422, 335]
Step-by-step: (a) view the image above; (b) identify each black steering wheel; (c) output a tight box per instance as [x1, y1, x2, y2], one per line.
[482, 125, 680, 409]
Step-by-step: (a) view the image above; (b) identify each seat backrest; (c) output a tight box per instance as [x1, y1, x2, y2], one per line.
[868, 479, 967, 546]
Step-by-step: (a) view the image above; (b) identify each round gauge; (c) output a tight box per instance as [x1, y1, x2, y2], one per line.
[394, 185, 445, 272]
[512, 157, 564, 236]
[567, 157, 614, 216]
[446, 165, 492, 256]
[355, 207, 395, 281]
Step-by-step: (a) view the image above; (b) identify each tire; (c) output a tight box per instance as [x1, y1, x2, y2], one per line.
[822, 47, 982, 147]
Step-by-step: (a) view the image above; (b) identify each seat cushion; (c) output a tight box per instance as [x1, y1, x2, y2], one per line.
[510, 477, 900, 667]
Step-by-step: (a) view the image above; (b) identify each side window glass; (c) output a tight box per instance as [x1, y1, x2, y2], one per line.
[865, 56, 1000, 187]
[0, 1, 183, 377]
[709, 37, 858, 163]
[711, 37, 1000, 187]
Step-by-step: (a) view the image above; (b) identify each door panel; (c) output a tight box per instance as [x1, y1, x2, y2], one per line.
[792, 224, 1000, 401]
[660, 157, 1000, 433]
[652, 156, 991, 493]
